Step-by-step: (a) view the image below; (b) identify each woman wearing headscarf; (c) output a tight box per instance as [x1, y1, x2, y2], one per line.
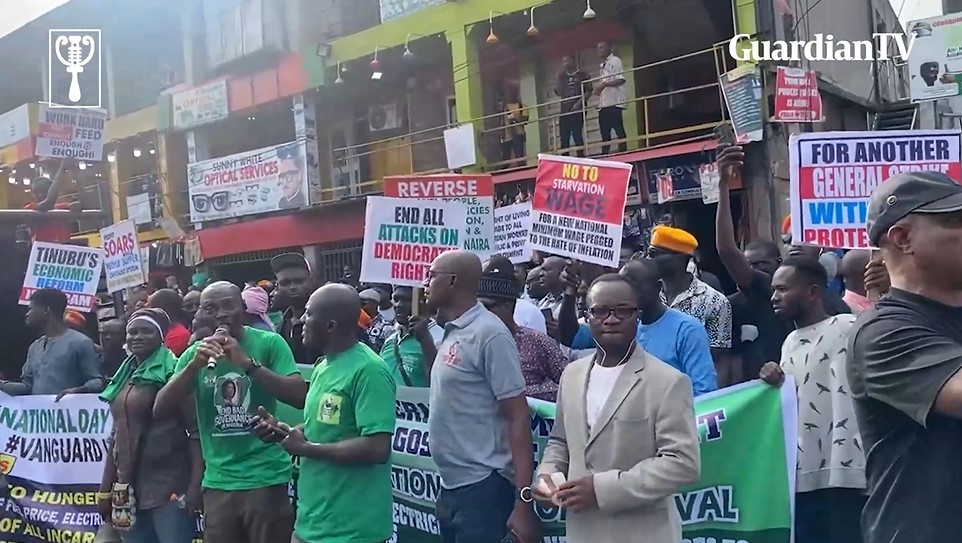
[97, 308, 202, 543]
[241, 286, 275, 332]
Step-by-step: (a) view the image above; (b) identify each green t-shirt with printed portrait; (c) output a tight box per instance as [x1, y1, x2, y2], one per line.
[176, 325, 299, 491]
[295, 342, 396, 543]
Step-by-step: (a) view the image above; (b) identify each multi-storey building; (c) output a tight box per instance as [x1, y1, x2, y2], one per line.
[0, 0, 909, 292]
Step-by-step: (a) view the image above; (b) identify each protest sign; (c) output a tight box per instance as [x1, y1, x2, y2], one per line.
[34, 104, 107, 162]
[774, 66, 823, 122]
[187, 141, 310, 223]
[384, 174, 494, 257]
[493, 203, 533, 264]
[20, 242, 103, 311]
[172, 79, 229, 130]
[0, 376, 795, 543]
[100, 220, 145, 293]
[360, 197, 467, 287]
[529, 155, 632, 267]
[391, 380, 797, 543]
[789, 129, 962, 249]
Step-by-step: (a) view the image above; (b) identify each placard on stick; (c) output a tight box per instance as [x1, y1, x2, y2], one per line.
[360, 196, 468, 287]
[529, 155, 633, 268]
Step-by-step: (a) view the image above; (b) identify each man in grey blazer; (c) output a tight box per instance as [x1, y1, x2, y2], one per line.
[534, 274, 701, 542]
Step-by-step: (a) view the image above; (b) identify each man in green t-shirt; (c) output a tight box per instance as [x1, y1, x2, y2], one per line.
[254, 283, 396, 543]
[154, 281, 307, 543]
[379, 285, 443, 387]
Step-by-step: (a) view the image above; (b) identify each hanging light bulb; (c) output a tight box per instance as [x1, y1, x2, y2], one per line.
[133, 148, 142, 157]
[334, 63, 344, 84]
[107, 152, 117, 163]
[370, 46, 381, 72]
[583, 0, 596, 19]
[527, 7, 540, 37]
[11, 169, 16, 175]
[28, 163, 35, 169]
[486, 11, 499, 45]
[78, 161, 87, 170]
[149, 148, 156, 155]
[22, 177, 30, 185]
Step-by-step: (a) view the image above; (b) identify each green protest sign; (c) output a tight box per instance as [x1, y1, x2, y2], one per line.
[390, 380, 796, 543]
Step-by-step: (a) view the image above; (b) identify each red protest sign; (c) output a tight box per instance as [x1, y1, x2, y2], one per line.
[774, 66, 823, 123]
[529, 154, 632, 267]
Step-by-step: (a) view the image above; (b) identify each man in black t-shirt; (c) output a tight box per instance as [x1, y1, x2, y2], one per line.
[715, 145, 850, 382]
[555, 55, 592, 158]
[848, 171, 962, 543]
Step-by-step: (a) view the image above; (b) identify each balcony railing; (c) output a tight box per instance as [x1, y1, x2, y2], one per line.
[316, 41, 734, 203]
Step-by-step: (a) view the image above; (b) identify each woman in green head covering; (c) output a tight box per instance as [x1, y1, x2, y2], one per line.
[98, 308, 201, 543]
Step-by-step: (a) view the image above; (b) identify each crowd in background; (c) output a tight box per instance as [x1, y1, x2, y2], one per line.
[3, 144, 962, 543]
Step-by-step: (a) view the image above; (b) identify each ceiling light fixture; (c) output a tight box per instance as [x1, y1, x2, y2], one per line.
[78, 161, 87, 170]
[527, 6, 540, 37]
[133, 148, 142, 157]
[370, 45, 382, 72]
[583, 0, 596, 19]
[486, 11, 500, 45]
[149, 148, 156, 155]
[107, 152, 117, 163]
[335, 63, 344, 84]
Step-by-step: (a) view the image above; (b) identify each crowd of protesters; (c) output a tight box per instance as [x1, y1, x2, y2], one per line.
[5, 141, 962, 543]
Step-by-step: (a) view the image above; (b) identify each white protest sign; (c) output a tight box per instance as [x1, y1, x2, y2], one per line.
[100, 220, 145, 293]
[789, 129, 962, 249]
[20, 242, 103, 312]
[35, 104, 107, 161]
[493, 203, 533, 264]
[360, 197, 467, 287]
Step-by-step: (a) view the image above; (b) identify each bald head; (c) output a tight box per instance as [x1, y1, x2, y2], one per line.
[200, 281, 241, 299]
[841, 250, 871, 293]
[307, 283, 362, 327]
[436, 250, 483, 292]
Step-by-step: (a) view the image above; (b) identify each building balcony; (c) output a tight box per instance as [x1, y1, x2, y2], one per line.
[311, 41, 733, 203]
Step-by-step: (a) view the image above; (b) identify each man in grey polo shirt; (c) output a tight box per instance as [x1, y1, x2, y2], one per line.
[426, 250, 541, 543]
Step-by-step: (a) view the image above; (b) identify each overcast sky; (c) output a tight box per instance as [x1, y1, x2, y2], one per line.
[897, 0, 942, 25]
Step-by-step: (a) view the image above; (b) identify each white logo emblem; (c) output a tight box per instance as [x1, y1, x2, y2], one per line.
[48, 30, 102, 109]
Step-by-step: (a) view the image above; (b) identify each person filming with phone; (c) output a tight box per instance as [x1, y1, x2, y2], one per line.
[534, 274, 700, 543]
[379, 286, 443, 387]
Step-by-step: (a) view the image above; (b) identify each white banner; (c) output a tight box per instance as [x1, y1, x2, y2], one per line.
[360, 197, 467, 287]
[187, 140, 310, 223]
[0, 393, 111, 485]
[493, 203, 533, 264]
[100, 220, 145, 293]
[172, 79, 229, 130]
[20, 242, 103, 312]
[35, 105, 107, 162]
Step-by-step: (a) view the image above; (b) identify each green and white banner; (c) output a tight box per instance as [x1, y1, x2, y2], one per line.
[389, 379, 797, 543]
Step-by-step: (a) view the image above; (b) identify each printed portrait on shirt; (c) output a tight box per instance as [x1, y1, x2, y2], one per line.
[212, 372, 253, 435]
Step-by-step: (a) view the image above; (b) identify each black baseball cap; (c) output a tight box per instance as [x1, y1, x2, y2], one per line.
[270, 253, 311, 274]
[867, 171, 962, 246]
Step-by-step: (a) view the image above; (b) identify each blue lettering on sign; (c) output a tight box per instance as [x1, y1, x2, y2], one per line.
[806, 200, 868, 226]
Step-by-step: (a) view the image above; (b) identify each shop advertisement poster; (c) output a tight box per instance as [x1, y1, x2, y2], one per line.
[0, 380, 794, 543]
[384, 174, 495, 258]
[773, 66, 823, 122]
[187, 140, 310, 223]
[100, 220, 145, 293]
[493, 202, 533, 264]
[34, 104, 107, 162]
[172, 79, 229, 130]
[906, 14, 962, 103]
[719, 65, 763, 143]
[360, 196, 467, 287]
[20, 242, 103, 311]
[529, 155, 632, 268]
[789, 129, 962, 249]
